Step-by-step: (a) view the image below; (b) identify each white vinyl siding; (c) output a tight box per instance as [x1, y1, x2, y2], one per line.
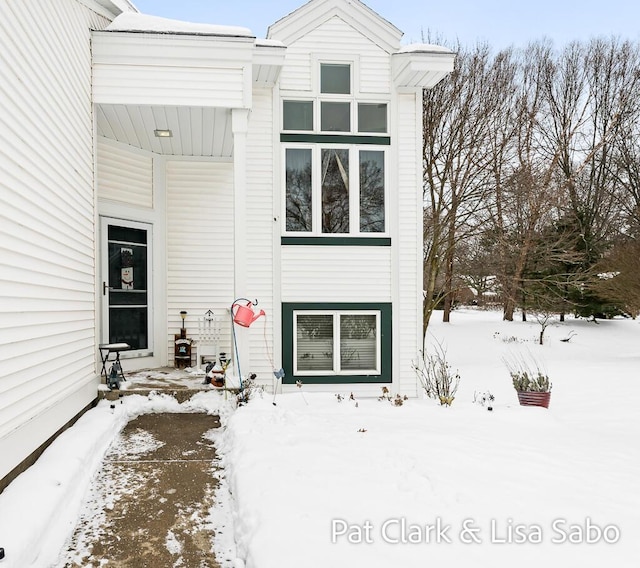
[279, 16, 391, 94]
[94, 65, 246, 107]
[396, 92, 422, 396]
[0, 0, 110, 481]
[279, 50, 313, 93]
[165, 160, 235, 363]
[281, 246, 392, 302]
[271, 6, 429, 395]
[97, 137, 153, 207]
[92, 33, 253, 108]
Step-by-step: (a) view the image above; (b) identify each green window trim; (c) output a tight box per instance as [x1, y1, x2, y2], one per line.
[282, 302, 392, 385]
[281, 134, 391, 145]
[281, 236, 391, 246]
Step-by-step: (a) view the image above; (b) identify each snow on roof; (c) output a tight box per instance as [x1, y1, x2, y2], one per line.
[106, 12, 253, 37]
[256, 38, 286, 48]
[397, 43, 454, 54]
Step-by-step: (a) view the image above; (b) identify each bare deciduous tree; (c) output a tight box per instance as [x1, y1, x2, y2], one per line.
[422, 37, 640, 333]
[423, 43, 516, 331]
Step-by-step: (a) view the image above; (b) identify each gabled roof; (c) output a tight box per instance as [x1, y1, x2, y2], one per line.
[267, 0, 402, 53]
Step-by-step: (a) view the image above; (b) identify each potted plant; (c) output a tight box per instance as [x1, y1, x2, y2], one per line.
[505, 356, 552, 408]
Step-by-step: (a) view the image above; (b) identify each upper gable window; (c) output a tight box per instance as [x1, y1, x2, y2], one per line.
[320, 63, 351, 94]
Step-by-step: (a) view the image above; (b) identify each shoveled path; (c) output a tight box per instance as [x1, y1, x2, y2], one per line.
[60, 413, 223, 567]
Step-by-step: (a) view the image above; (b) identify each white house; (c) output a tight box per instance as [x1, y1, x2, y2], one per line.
[0, 0, 454, 489]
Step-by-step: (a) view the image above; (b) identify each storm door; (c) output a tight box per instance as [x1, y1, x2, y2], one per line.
[101, 218, 152, 353]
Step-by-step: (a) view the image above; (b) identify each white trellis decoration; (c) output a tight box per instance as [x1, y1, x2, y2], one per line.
[196, 310, 220, 370]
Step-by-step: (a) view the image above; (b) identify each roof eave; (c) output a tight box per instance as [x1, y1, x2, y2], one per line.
[392, 51, 456, 88]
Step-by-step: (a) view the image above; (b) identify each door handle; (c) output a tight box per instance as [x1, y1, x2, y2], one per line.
[103, 282, 110, 295]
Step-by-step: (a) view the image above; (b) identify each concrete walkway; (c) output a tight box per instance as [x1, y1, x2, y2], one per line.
[59, 412, 224, 567]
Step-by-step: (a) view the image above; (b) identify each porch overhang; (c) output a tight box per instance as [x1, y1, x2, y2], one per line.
[92, 15, 286, 157]
[392, 44, 456, 89]
[253, 40, 287, 86]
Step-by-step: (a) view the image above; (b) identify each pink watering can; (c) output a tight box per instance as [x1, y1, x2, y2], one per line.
[232, 300, 265, 328]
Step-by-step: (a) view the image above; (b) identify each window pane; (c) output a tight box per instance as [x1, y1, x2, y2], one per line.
[283, 100, 313, 131]
[108, 226, 147, 245]
[109, 307, 148, 350]
[340, 314, 377, 370]
[286, 149, 313, 232]
[358, 103, 387, 133]
[296, 314, 334, 371]
[321, 149, 349, 233]
[359, 151, 385, 232]
[321, 63, 350, 94]
[321, 102, 350, 132]
[108, 242, 148, 292]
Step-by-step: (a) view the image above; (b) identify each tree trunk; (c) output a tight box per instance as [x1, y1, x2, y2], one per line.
[422, 245, 441, 337]
[442, 216, 457, 323]
[442, 251, 454, 322]
[503, 295, 515, 321]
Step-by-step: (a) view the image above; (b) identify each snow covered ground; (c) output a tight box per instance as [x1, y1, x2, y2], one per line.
[0, 309, 639, 567]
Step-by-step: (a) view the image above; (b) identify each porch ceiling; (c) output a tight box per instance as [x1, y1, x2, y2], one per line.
[96, 103, 233, 157]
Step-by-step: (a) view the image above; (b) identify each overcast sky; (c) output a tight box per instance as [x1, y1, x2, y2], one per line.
[131, 0, 639, 49]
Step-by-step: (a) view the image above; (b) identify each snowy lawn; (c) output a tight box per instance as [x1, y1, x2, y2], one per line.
[222, 309, 640, 567]
[0, 309, 638, 567]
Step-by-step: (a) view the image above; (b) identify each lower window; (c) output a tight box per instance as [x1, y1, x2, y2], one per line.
[282, 303, 391, 384]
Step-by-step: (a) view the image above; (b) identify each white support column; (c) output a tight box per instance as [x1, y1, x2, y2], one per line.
[232, 108, 251, 382]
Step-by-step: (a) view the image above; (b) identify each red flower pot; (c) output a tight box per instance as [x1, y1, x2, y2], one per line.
[517, 391, 551, 408]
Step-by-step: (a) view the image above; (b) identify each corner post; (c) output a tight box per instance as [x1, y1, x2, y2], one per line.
[232, 108, 251, 381]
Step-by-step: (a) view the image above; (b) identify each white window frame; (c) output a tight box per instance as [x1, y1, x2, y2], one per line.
[281, 98, 390, 135]
[283, 143, 388, 236]
[293, 310, 381, 376]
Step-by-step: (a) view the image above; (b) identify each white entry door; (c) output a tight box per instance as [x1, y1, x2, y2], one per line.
[101, 217, 153, 354]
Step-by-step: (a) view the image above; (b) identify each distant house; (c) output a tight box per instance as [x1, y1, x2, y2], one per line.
[0, 0, 454, 489]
